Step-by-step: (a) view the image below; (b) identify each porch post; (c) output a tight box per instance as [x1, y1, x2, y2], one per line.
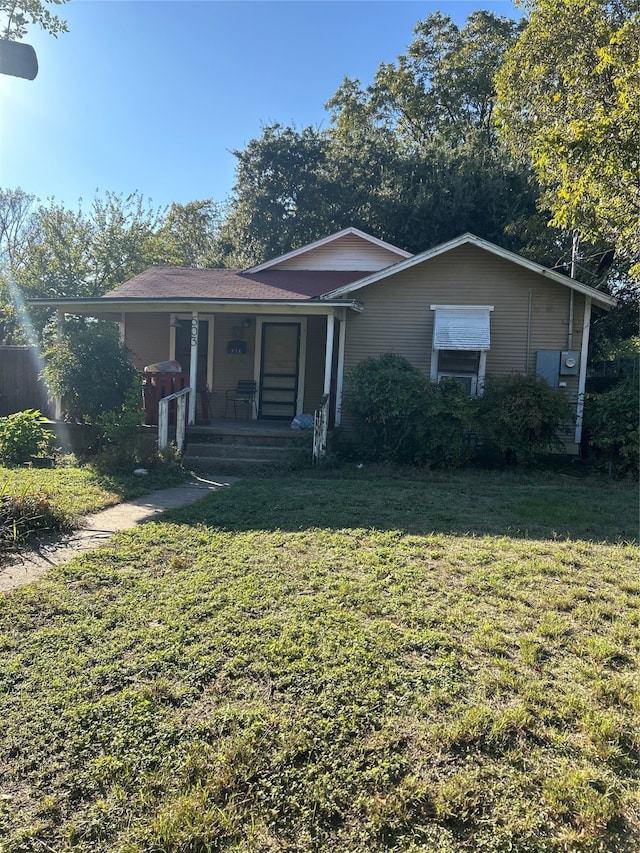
[188, 311, 198, 425]
[169, 313, 177, 360]
[323, 313, 334, 396]
[334, 313, 346, 426]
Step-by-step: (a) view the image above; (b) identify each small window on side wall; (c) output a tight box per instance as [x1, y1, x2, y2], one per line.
[437, 349, 480, 395]
[430, 305, 493, 396]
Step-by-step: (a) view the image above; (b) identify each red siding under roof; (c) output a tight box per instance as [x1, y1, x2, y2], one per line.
[103, 268, 368, 301]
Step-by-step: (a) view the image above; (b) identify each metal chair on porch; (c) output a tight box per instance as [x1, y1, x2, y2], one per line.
[224, 380, 258, 420]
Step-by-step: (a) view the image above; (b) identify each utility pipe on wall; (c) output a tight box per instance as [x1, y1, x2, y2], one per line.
[525, 289, 532, 373]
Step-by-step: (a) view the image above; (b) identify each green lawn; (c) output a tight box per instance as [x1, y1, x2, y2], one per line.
[0, 462, 188, 551]
[1, 469, 638, 852]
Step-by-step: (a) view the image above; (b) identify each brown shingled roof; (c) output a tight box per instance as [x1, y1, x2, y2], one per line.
[103, 268, 368, 301]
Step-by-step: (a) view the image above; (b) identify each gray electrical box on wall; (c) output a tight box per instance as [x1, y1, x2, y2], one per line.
[560, 351, 580, 375]
[535, 350, 560, 387]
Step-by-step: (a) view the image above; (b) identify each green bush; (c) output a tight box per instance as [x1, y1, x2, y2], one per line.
[42, 319, 138, 423]
[476, 375, 575, 466]
[0, 409, 55, 467]
[585, 377, 639, 475]
[415, 378, 475, 468]
[342, 353, 429, 463]
[92, 378, 156, 470]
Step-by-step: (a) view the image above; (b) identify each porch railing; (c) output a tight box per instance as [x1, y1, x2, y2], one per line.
[158, 387, 190, 453]
[312, 393, 329, 465]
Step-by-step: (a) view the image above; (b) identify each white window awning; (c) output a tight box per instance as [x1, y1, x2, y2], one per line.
[431, 305, 493, 350]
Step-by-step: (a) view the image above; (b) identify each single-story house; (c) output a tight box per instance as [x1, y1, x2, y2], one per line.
[30, 227, 616, 452]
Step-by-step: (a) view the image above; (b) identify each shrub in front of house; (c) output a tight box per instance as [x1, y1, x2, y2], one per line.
[476, 374, 575, 466]
[342, 353, 429, 463]
[42, 319, 138, 423]
[0, 409, 55, 467]
[414, 378, 475, 468]
[92, 377, 155, 470]
[584, 377, 639, 476]
[343, 354, 475, 467]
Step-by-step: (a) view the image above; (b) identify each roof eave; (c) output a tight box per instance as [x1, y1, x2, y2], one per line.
[26, 296, 364, 313]
[319, 233, 617, 310]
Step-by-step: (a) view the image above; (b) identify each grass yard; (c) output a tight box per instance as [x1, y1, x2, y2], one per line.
[0, 462, 188, 553]
[0, 469, 638, 852]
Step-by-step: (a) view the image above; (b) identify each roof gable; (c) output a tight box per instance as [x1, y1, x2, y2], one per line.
[320, 233, 617, 309]
[246, 227, 412, 273]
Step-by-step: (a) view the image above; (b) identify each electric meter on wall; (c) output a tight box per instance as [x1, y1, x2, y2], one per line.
[560, 351, 580, 375]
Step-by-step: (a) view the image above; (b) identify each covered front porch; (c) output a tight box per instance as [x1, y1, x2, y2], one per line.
[120, 304, 351, 431]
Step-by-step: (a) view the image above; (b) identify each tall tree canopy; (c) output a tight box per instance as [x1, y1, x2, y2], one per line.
[327, 10, 523, 151]
[496, 0, 640, 279]
[214, 10, 541, 268]
[0, 189, 222, 344]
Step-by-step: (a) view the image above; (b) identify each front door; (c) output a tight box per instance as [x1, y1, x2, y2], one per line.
[259, 322, 300, 419]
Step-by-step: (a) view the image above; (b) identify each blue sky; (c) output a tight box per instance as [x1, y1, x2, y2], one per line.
[0, 0, 521, 211]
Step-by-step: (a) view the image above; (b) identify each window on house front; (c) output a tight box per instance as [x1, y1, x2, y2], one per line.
[430, 305, 493, 396]
[437, 349, 481, 395]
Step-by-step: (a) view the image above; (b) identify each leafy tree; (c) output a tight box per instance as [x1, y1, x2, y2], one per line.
[495, 0, 640, 279]
[215, 11, 542, 267]
[1, 0, 68, 40]
[15, 192, 165, 303]
[213, 125, 338, 267]
[0, 187, 34, 267]
[0, 189, 223, 344]
[328, 11, 523, 150]
[155, 199, 223, 268]
[0, 187, 36, 343]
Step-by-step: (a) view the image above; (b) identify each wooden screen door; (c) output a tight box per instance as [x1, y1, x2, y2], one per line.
[259, 322, 300, 419]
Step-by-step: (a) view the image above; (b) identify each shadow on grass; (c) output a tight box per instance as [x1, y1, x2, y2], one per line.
[162, 467, 639, 544]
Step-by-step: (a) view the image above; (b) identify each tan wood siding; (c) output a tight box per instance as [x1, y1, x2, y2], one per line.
[342, 244, 585, 435]
[124, 313, 170, 371]
[209, 314, 257, 420]
[344, 245, 584, 373]
[277, 234, 404, 271]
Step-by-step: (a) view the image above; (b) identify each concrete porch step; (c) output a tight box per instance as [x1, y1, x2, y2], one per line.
[187, 424, 313, 448]
[185, 442, 294, 461]
[182, 421, 316, 472]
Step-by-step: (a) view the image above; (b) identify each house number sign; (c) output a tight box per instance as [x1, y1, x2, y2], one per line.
[190, 317, 198, 347]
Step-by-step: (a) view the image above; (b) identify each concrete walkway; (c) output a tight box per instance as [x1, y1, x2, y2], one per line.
[0, 474, 238, 594]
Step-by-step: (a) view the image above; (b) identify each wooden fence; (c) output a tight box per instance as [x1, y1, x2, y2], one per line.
[0, 346, 51, 417]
